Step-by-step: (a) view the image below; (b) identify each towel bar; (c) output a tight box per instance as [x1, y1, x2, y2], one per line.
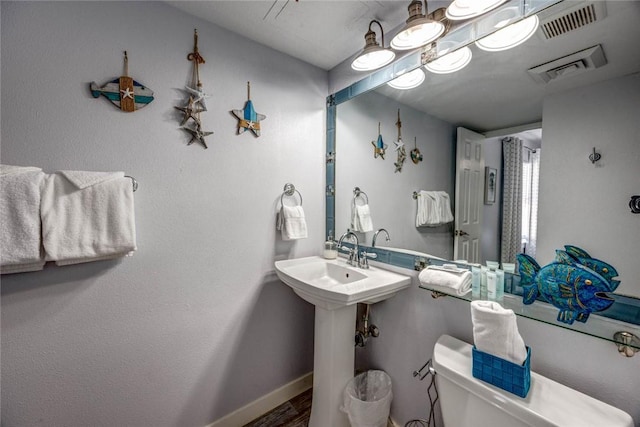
[280, 183, 302, 206]
[124, 175, 138, 192]
[353, 186, 369, 205]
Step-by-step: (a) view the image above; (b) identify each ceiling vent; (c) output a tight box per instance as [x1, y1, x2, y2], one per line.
[539, 1, 607, 39]
[527, 44, 607, 83]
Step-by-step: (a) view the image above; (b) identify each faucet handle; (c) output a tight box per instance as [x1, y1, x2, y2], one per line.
[358, 251, 377, 269]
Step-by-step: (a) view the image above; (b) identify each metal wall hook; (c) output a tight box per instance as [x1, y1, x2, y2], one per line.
[589, 147, 601, 164]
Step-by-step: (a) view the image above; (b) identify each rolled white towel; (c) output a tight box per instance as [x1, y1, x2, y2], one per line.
[0, 165, 46, 274]
[418, 264, 472, 296]
[471, 300, 527, 365]
[277, 205, 308, 240]
[41, 170, 137, 265]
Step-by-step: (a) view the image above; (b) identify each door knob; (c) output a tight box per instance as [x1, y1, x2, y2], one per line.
[455, 230, 469, 236]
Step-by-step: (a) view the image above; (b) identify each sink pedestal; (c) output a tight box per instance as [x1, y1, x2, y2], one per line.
[309, 304, 357, 427]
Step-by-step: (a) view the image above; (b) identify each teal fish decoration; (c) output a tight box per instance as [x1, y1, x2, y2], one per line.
[563, 245, 620, 291]
[517, 253, 615, 324]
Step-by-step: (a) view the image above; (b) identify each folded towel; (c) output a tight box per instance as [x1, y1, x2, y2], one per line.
[416, 191, 454, 227]
[351, 204, 373, 232]
[277, 205, 308, 240]
[418, 264, 472, 296]
[41, 170, 137, 265]
[0, 165, 46, 274]
[471, 300, 527, 365]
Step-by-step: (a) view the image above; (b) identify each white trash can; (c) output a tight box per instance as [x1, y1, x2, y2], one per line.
[342, 370, 393, 427]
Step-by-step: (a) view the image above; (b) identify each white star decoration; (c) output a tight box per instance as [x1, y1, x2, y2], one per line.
[394, 138, 405, 152]
[186, 85, 211, 111]
[120, 87, 134, 99]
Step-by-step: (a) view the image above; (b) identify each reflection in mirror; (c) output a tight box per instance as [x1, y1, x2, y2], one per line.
[328, 0, 640, 299]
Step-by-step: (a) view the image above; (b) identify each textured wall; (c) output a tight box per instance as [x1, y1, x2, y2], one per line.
[1, 2, 325, 426]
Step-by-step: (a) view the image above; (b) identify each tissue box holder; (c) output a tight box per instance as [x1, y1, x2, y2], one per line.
[472, 346, 531, 398]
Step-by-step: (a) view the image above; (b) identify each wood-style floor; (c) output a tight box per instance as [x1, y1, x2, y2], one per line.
[243, 388, 312, 427]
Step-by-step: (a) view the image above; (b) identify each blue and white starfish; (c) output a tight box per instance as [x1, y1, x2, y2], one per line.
[232, 99, 266, 137]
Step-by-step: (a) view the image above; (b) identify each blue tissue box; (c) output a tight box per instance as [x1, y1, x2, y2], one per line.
[472, 346, 531, 398]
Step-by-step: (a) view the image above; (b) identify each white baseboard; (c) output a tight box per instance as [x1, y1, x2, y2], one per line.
[206, 372, 313, 427]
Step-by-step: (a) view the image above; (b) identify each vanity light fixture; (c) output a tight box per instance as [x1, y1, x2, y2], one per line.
[475, 15, 540, 52]
[390, 1, 446, 51]
[387, 68, 425, 90]
[425, 46, 472, 74]
[351, 20, 396, 71]
[446, 0, 509, 21]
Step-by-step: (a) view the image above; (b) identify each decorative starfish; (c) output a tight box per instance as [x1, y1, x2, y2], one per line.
[231, 82, 266, 137]
[183, 123, 213, 149]
[185, 85, 211, 111]
[174, 96, 205, 126]
[120, 87, 134, 100]
[394, 109, 407, 172]
[371, 122, 386, 159]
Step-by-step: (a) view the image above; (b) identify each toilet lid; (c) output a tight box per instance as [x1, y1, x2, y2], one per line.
[432, 335, 633, 427]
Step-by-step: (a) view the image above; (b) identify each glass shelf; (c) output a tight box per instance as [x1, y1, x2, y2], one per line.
[337, 244, 640, 353]
[417, 286, 640, 352]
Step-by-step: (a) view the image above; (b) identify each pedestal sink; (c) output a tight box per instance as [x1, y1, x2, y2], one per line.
[275, 256, 411, 427]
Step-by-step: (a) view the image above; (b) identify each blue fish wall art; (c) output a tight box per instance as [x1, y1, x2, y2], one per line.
[517, 251, 616, 325]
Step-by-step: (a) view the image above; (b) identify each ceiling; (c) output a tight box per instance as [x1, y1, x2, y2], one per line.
[167, 0, 640, 132]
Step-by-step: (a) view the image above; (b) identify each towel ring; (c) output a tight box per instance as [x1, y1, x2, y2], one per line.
[125, 175, 138, 192]
[281, 183, 302, 206]
[353, 187, 369, 205]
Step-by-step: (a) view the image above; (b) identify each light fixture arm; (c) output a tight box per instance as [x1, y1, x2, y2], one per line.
[368, 19, 387, 48]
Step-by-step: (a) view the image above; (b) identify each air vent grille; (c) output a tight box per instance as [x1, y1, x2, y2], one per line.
[541, 3, 599, 39]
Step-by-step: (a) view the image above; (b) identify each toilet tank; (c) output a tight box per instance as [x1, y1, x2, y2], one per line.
[432, 335, 634, 427]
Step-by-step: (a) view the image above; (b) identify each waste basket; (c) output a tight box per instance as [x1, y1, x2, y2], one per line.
[342, 370, 393, 427]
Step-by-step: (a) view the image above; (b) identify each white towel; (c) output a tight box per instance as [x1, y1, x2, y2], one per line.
[418, 264, 472, 296]
[41, 170, 137, 265]
[416, 191, 454, 227]
[470, 300, 528, 365]
[277, 205, 308, 240]
[0, 165, 46, 274]
[351, 204, 373, 232]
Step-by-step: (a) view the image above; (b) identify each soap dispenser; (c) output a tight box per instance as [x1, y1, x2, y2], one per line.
[324, 235, 338, 259]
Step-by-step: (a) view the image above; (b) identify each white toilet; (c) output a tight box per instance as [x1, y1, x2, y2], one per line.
[432, 334, 634, 427]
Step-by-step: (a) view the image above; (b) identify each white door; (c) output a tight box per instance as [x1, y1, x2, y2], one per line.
[454, 127, 485, 263]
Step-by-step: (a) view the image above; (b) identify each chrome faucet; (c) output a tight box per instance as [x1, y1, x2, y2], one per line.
[338, 231, 359, 266]
[372, 228, 390, 248]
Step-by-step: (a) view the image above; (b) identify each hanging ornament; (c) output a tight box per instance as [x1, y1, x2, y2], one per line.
[90, 51, 154, 112]
[231, 81, 266, 137]
[411, 137, 423, 164]
[371, 122, 387, 159]
[175, 29, 212, 149]
[394, 109, 407, 173]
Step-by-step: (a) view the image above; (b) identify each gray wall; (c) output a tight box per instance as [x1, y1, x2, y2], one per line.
[1, 2, 325, 426]
[335, 90, 455, 258]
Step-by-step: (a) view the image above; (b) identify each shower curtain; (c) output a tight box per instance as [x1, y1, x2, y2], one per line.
[501, 137, 523, 264]
[523, 148, 540, 258]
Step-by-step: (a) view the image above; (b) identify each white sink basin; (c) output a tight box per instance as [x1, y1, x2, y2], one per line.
[275, 256, 411, 310]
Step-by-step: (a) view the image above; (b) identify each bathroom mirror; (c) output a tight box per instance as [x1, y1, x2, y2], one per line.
[327, 0, 640, 300]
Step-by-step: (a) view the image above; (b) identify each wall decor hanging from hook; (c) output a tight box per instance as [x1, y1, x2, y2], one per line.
[411, 136, 423, 164]
[231, 81, 266, 137]
[90, 51, 154, 112]
[371, 122, 387, 159]
[394, 109, 407, 173]
[175, 29, 213, 149]
[589, 147, 601, 164]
